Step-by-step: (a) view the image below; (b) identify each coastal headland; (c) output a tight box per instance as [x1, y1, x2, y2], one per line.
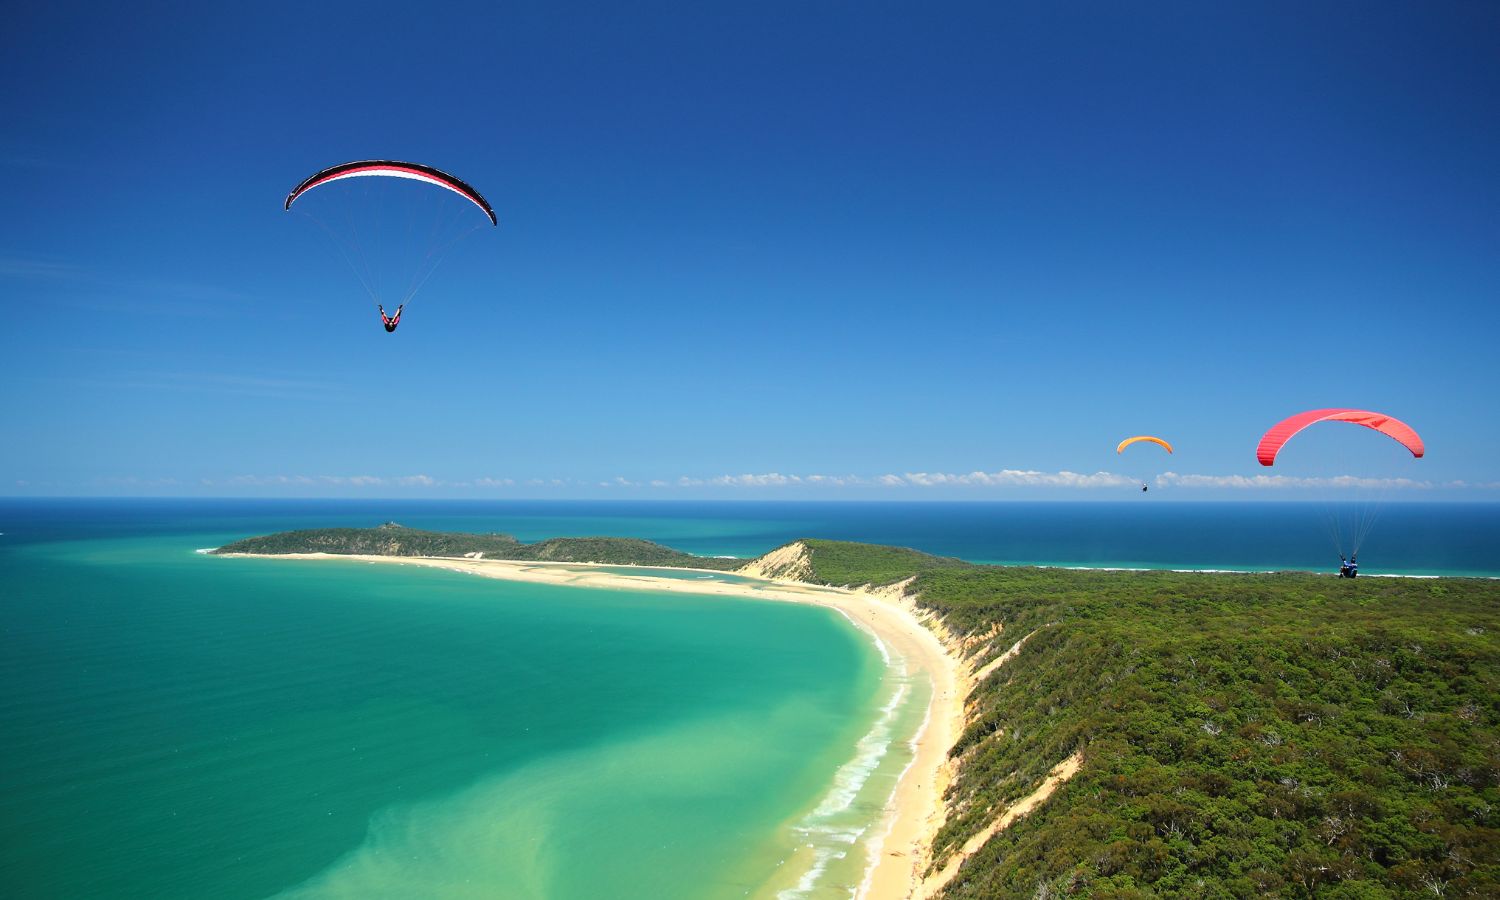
[215, 526, 1500, 897]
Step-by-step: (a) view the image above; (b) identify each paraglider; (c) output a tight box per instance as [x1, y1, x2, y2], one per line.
[1117, 435, 1174, 493]
[1117, 436, 1175, 455]
[1257, 408, 1423, 573]
[1257, 409, 1423, 467]
[285, 160, 497, 333]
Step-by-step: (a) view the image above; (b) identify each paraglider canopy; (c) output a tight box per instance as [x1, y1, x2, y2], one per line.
[1117, 436, 1174, 455]
[1257, 409, 1424, 467]
[285, 160, 497, 225]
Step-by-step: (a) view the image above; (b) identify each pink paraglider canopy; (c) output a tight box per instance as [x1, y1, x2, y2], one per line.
[1257, 409, 1424, 467]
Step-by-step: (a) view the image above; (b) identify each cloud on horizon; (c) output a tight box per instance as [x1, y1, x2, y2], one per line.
[211, 474, 433, 488]
[902, 469, 1135, 488]
[80, 468, 1494, 495]
[1155, 472, 1434, 490]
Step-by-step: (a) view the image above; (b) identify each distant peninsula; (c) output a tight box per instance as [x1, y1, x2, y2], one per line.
[212, 523, 744, 570]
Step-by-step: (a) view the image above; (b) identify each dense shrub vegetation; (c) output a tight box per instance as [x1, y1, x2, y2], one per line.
[800, 544, 1500, 898]
[796, 538, 970, 585]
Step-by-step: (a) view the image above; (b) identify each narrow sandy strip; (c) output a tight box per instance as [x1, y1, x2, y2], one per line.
[970, 628, 1042, 686]
[218, 551, 964, 900]
[919, 751, 1084, 897]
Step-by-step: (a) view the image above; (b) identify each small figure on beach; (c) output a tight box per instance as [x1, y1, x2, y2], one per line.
[378, 303, 404, 333]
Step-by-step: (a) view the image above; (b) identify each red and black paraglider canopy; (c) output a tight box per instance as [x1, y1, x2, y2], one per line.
[285, 160, 497, 226]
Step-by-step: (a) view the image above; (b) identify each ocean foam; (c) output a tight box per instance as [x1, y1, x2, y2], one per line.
[778, 656, 928, 899]
[856, 679, 937, 899]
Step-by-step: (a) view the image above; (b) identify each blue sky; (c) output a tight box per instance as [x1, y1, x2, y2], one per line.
[3, 2, 1497, 499]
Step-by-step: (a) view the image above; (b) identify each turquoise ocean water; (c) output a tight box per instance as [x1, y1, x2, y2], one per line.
[1, 499, 1496, 898]
[0, 502, 938, 899]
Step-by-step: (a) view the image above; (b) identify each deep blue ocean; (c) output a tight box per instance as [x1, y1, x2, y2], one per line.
[1, 498, 1495, 577]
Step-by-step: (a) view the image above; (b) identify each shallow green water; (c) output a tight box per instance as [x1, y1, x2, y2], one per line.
[1, 529, 900, 898]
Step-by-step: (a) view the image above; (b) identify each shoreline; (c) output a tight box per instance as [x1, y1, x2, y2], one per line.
[198, 549, 1500, 580]
[216, 552, 965, 900]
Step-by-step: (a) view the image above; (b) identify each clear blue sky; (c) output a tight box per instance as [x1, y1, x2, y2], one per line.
[3, 2, 1496, 499]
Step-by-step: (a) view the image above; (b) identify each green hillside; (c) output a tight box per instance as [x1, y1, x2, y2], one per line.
[790, 541, 1500, 898]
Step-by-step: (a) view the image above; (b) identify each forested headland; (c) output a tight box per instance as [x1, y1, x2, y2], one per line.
[211, 523, 744, 570]
[788, 540, 1500, 898]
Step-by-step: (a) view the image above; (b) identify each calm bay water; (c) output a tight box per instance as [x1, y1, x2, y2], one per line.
[0, 502, 920, 899]
[1, 498, 1495, 898]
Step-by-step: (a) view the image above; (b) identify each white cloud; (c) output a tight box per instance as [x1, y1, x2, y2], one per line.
[96, 476, 184, 487]
[903, 469, 1135, 488]
[804, 474, 871, 486]
[1156, 472, 1434, 490]
[89, 468, 1497, 496]
[210, 473, 437, 488]
[0, 255, 81, 280]
[221, 474, 318, 486]
[711, 473, 802, 486]
[59, 370, 345, 400]
[668, 469, 1135, 489]
[0, 255, 252, 317]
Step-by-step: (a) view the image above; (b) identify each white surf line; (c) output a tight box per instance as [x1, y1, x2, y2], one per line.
[769, 605, 915, 900]
[855, 678, 936, 900]
[777, 630, 916, 900]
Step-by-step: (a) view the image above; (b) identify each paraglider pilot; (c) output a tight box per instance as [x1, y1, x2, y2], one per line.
[1339, 555, 1358, 578]
[378, 303, 404, 333]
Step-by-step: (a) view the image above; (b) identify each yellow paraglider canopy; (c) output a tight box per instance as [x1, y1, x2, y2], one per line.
[1117, 436, 1174, 454]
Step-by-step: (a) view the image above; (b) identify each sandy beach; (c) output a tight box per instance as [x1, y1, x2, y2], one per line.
[219, 551, 965, 900]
